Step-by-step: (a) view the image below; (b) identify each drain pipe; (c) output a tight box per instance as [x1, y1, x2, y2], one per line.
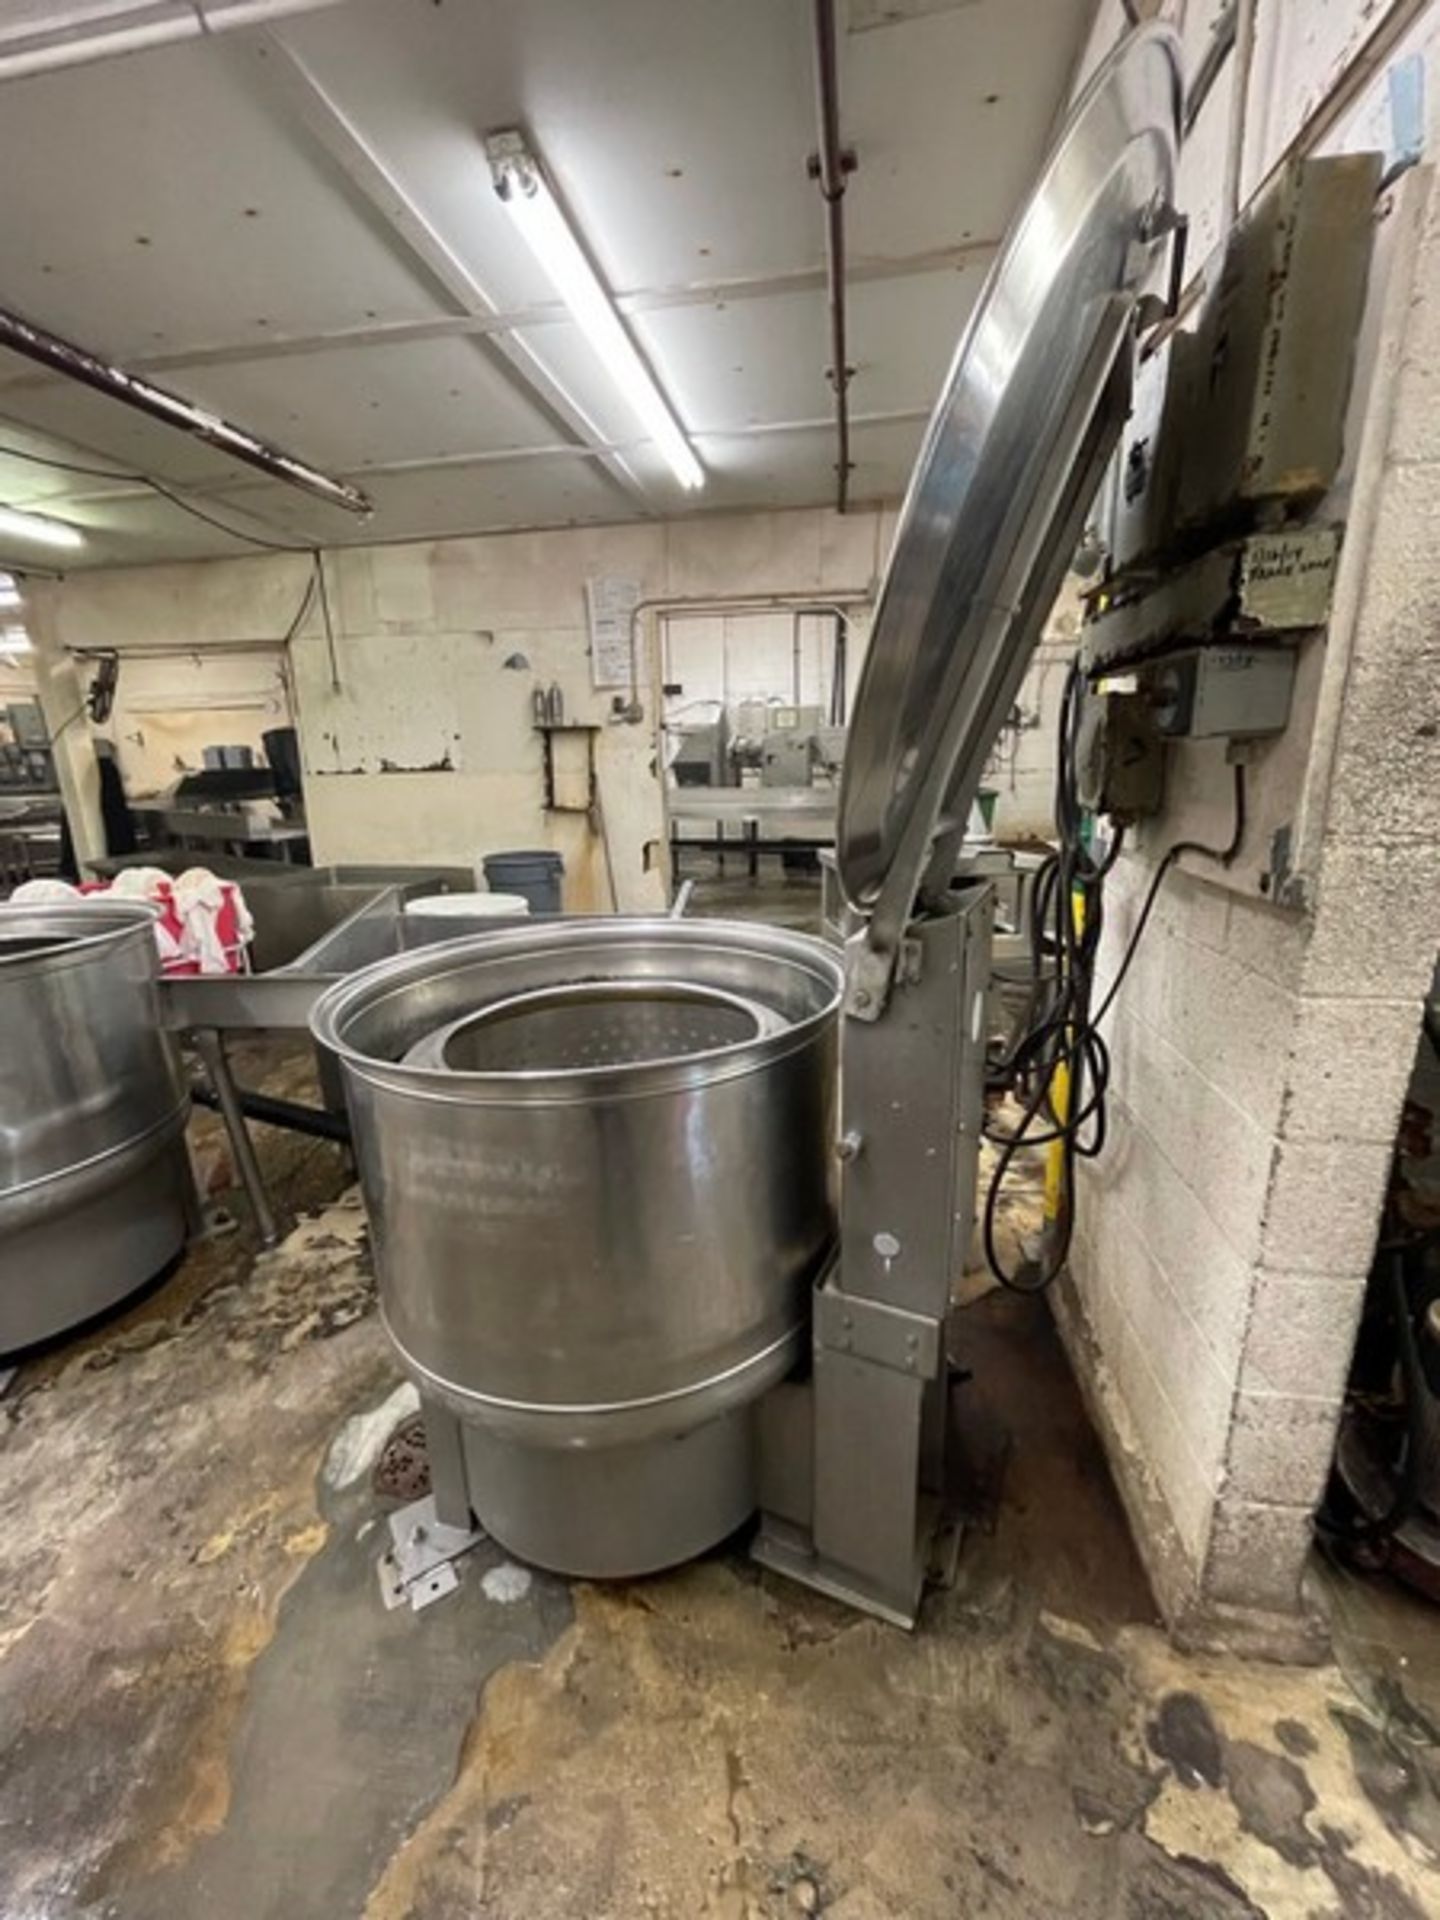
[809, 0, 856, 514]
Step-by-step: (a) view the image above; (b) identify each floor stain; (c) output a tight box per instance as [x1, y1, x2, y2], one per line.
[1148, 1691, 1225, 1790]
[3, 1029, 1440, 1918]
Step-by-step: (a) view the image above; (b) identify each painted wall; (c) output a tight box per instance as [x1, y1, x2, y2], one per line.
[0, 651, 35, 710]
[43, 506, 891, 908]
[97, 649, 292, 797]
[1054, 0, 1440, 1648]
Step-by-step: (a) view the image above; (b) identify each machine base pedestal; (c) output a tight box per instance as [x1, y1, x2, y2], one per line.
[752, 1513, 931, 1630]
[433, 1401, 759, 1579]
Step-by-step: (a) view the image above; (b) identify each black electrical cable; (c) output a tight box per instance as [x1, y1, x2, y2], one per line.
[312, 549, 341, 690]
[282, 568, 320, 647]
[0, 438, 320, 555]
[982, 659, 1247, 1293]
[146, 478, 317, 556]
[1090, 762, 1247, 1032]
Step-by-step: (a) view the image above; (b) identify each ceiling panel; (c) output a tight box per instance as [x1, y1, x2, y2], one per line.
[635, 294, 830, 434]
[843, 0, 1091, 260]
[688, 419, 925, 514]
[274, 0, 820, 302]
[516, 263, 984, 453]
[0, 487, 264, 573]
[0, 0, 1092, 561]
[0, 36, 449, 362]
[629, 265, 985, 435]
[847, 264, 990, 411]
[0, 428, 136, 507]
[0, 346, 256, 489]
[165, 335, 565, 473]
[217, 454, 635, 547]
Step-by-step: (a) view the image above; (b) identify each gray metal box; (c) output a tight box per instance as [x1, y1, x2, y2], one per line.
[1107, 152, 1380, 570]
[760, 734, 816, 787]
[6, 700, 47, 748]
[1075, 689, 1165, 817]
[1146, 645, 1296, 739]
[1175, 152, 1380, 536]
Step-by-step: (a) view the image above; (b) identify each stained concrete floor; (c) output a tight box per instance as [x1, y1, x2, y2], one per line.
[5, 999, 1440, 1916]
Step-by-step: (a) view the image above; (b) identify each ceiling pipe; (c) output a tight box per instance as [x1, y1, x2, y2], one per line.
[808, 0, 856, 515]
[0, 0, 351, 82]
[0, 306, 370, 516]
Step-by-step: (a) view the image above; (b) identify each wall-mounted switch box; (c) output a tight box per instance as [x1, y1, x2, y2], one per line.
[1075, 689, 1165, 820]
[1146, 645, 1296, 739]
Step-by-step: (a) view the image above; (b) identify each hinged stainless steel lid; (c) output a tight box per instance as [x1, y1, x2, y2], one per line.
[836, 25, 1182, 933]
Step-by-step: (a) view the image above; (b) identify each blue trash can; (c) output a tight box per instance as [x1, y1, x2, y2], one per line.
[482, 849, 565, 915]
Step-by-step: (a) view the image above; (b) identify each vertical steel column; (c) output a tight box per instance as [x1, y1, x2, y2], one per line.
[755, 884, 994, 1625]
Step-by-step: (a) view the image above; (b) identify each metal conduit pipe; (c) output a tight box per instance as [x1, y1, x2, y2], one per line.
[0, 307, 369, 515]
[809, 0, 856, 514]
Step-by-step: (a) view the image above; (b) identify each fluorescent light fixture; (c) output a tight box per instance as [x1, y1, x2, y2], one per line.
[0, 625, 31, 655]
[0, 503, 84, 551]
[486, 129, 704, 491]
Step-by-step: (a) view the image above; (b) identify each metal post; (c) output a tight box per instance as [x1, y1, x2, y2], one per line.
[192, 1029, 280, 1249]
[23, 583, 105, 873]
[754, 885, 994, 1626]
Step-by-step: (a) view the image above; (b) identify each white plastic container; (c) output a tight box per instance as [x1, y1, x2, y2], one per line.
[403, 892, 531, 919]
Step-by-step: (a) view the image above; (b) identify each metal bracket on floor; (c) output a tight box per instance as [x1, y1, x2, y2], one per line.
[377, 1493, 487, 1613]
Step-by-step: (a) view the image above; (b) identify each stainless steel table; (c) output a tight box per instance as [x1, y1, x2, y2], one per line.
[668, 787, 838, 878]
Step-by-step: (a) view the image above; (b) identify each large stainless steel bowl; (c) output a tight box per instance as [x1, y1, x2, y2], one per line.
[312, 918, 843, 1576]
[0, 900, 191, 1351]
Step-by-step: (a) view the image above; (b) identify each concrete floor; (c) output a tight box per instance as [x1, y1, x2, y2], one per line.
[5, 934, 1440, 1916]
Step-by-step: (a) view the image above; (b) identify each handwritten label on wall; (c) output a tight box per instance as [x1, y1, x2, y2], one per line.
[586, 576, 642, 689]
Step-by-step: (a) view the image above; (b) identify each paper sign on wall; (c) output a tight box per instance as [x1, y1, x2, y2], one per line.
[586, 576, 643, 689]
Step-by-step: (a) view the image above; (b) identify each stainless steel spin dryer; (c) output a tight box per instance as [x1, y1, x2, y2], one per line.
[0, 900, 192, 1351]
[313, 919, 841, 1574]
[313, 24, 1183, 1624]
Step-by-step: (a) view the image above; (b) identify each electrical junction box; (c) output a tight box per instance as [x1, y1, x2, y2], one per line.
[761, 733, 816, 787]
[1175, 150, 1380, 536]
[1075, 689, 1165, 821]
[1145, 645, 1296, 739]
[1104, 152, 1381, 571]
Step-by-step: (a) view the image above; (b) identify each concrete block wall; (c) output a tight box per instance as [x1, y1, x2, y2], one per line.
[1059, 148, 1440, 1654]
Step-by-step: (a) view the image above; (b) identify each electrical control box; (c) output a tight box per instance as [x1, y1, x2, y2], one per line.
[1106, 151, 1381, 572]
[1075, 689, 1165, 821]
[1144, 645, 1296, 739]
[760, 733, 817, 787]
